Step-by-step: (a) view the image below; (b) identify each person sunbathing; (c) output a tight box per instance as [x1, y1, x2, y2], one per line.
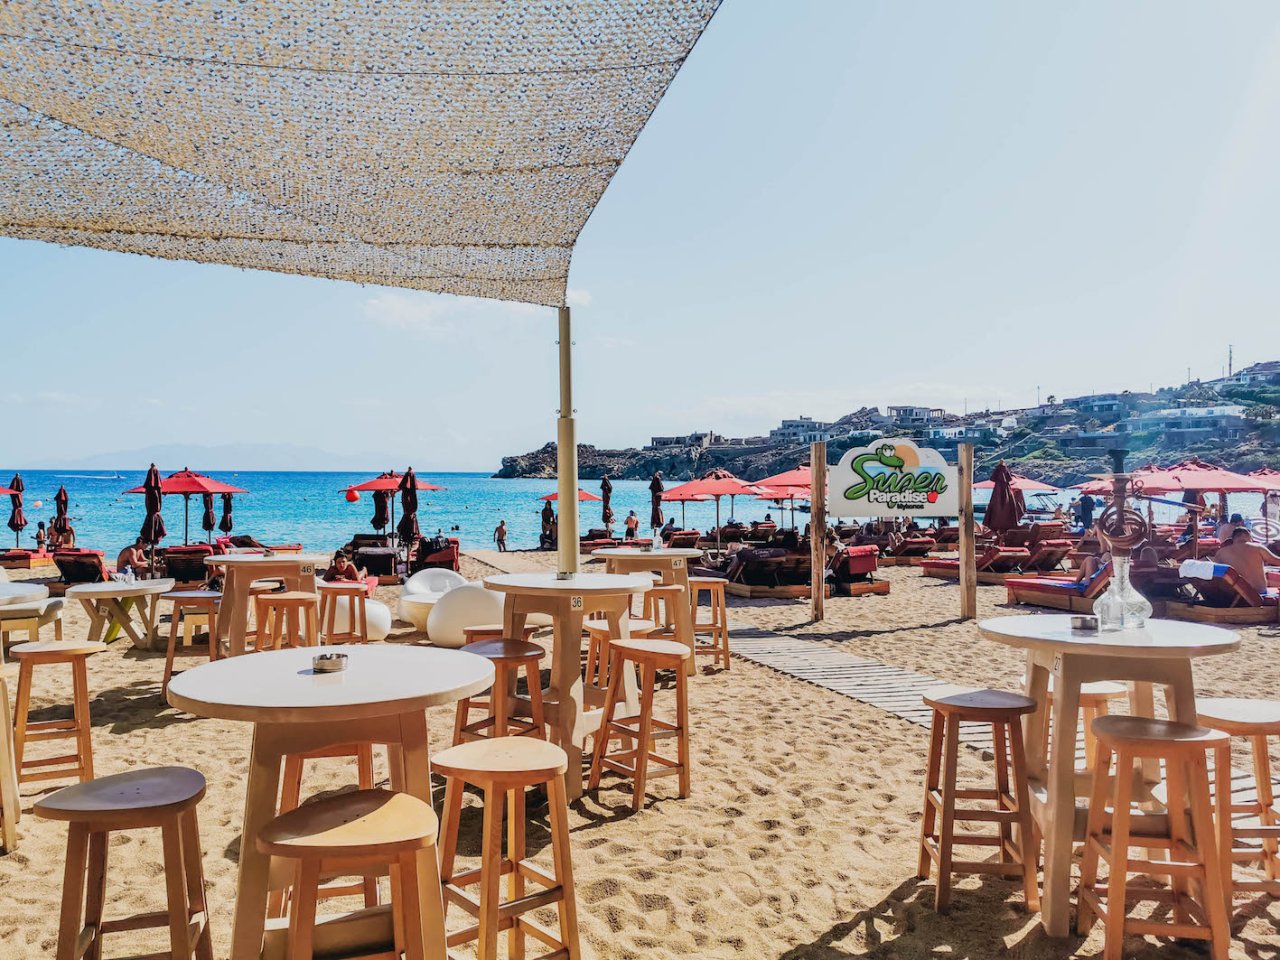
[116, 538, 153, 576]
[323, 551, 367, 582]
[1214, 528, 1280, 595]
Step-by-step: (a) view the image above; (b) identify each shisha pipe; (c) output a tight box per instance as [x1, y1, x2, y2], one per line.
[1094, 448, 1148, 559]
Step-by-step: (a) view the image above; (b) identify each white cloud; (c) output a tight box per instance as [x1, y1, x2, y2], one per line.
[361, 291, 550, 338]
[566, 288, 593, 307]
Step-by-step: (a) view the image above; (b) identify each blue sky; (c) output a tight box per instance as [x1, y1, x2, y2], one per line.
[4, 1, 1280, 470]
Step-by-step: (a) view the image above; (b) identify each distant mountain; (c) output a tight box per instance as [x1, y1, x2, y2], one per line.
[41, 442, 397, 472]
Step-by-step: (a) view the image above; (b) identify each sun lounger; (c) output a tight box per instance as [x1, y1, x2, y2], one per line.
[161, 543, 214, 585]
[666, 530, 701, 549]
[885, 536, 936, 558]
[934, 525, 960, 545]
[1022, 539, 1073, 573]
[828, 545, 890, 597]
[53, 549, 109, 588]
[919, 545, 1033, 583]
[409, 536, 460, 574]
[1163, 565, 1279, 624]
[1005, 561, 1113, 612]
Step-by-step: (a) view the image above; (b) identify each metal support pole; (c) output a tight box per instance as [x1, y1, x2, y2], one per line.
[556, 306, 580, 574]
[810, 442, 827, 622]
[958, 443, 977, 621]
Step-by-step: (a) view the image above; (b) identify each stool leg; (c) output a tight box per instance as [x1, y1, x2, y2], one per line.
[675, 663, 690, 799]
[396, 851, 428, 960]
[72, 658, 93, 781]
[717, 591, 729, 670]
[1214, 741, 1234, 913]
[14, 660, 33, 775]
[415, 847, 448, 960]
[917, 709, 944, 879]
[163, 607, 182, 694]
[478, 785, 504, 960]
[452, 699, 470, 747]
[935, 713, 960, 911]
[207, 606, 219, 660]
[84, 831, 109, 960]
[357, 595, 367, 643]
[1187, 753, 1230, 960]
[1077, 742, 1113, 935]
[589, 652, 624, 791]
[547, 772, 582, 960]
[1006, 719, 1040, 912]
[526, 663, 546, 739]
[356, 744, 379, 907]
[1164, 751, 1193, 926]
[632, 662, 656, 812]
[160, 818, 193, 959]
[991, 720, 1012, 863]
[1103, 748, 1134, 960]
[508, 785, 527, 960]
[1253, 733, 1279, 881]
[280, 755, 305, 812]
[492, 666, 509, 739]
[180, 808, 215, 960]
[306, 605, 319, 647]
[1083, 706, 1099, 769]
[438, 776, 464, 885]
[321, 594, 334, 641]
[56, 822, 90, 960]
[287, 860, 320, 960]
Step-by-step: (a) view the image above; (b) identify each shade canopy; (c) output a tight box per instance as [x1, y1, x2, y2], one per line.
[124, 468, 247, 496]
[661, 490, 714, 503]
[975, 473, 1059, 493]
[540, 489, 602, 503]
[345, 472, 445, 493]
[664, 469, 763, 500]
[0, 1, 721, 307]
[757, 467, 812, 491]
[1078, 458, 1280, 496]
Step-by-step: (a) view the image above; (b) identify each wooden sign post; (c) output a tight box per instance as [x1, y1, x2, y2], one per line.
[958, 443, 977, 620]
[810, 441, 827, 622]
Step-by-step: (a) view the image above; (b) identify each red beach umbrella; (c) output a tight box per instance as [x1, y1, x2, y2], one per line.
[601, 476, 615, 531]
[649, 472, 665, 531]
[661, 487, 712, 528]
[52, 485, 70, 537]
[757, 467, 812, 493]
[540, 489, 602, 502]
[125, 467, 247, 544]
[371, 489, 391, 532]
[344, 470, 445, 537]
[396, 467, 421, 547]
[218, 493, 234, 534]
[975, 473, 1059, 492]
[139, 463, 167, 547]
[664, 469, 763, 548]
[200, 492, 216, 541]
[983, 462, 1025, 536]
[6, 473, 25, 549]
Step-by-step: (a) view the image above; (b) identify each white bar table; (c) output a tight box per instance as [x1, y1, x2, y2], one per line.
[204, 552, 328, 656]
[167, 644, 493, 960]
[484, 571, 652, 799]
[977, 614, 1239, 936]
[65, 578, 175, 647]
[591, 547, 703, 674]
[0, 581, 49, 607]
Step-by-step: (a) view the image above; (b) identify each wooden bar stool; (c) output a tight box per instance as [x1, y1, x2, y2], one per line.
[435, 739, 581, 960]
[589, 637, 691, 811]
[254, 591, 320, 650]
[583, 617, 655, 688]
[453, 639, 546, 745]
[318, 582, 369, 644]
[917, 685, 1040, 912]
[258, 789, 446, 960]
[11, 640, 106, 786]
[162, 590, 221, 695]
[688, 576, 730, 670]
[643, 583, 695, 662]
[1196, 697, 1280, 905]
[462, 623, 537, 645]
[35, 766, 214, 960]
[0, 671, 19, 851]
[246, 579, 284, 651]
[1077, 715, 1230, 960]
[1044, 679, 1128, 769]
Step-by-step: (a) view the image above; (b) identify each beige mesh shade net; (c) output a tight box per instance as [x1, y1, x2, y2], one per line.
[0, 0, 720, 307]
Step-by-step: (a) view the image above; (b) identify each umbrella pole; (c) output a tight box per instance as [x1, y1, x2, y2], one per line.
[184, 494, 190, 545]
[716, 497, 722, 551]
[556, 306, 580, 574]
[681, 502, 687, 528]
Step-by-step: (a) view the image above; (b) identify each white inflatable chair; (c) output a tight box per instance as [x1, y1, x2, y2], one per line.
[398, 568, 468, 631]
[424, 584, 505, 648]
[321, 595, 393, 642]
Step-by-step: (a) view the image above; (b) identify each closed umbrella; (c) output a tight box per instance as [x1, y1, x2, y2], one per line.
[200, 493, 216, 542]
[371, 489, 391, 532]
[6, 473, 25, 549]
[345, 470, 445, 539]
[397, 467, 421, 549]
[601, 476, 615, 533]
[649, 472, 665, 533]
[139, 464, 167, 558]
[983, 461, 1024, 538]
[125, 467, 247, 544]
[52, 485, 70, 538]
[218, 493, 234, 534]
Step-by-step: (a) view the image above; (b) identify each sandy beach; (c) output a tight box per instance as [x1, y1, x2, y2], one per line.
[2, 555, 1278, 959]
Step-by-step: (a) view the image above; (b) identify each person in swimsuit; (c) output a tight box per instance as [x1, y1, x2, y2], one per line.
[1215, 528, 1280, 594]
[323, 550, 367, 582]
[494, 520, 508, 552]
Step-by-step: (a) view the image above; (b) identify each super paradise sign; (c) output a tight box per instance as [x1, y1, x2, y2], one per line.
[825, 438, 959, 518]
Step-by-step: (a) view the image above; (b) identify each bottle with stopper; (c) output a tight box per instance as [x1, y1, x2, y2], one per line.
[1091, 448, 1154, 631]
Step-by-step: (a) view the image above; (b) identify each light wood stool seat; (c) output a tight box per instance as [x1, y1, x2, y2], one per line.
[35, 766, 214, 960]
[589, 638, 691, 811]
[453, 639, 546, 745]
[162, 590, 221, 694]
[688, 576, 730, 669]
[254, 591, 320, 650]
[317, 581, 368, 644]
[434, 739, 581, 960]
[462, 622, 538, 645]
[917, 685, 1040, 912]
[1196, 697, 1280, 905]
[1044, 679, 1129, 769]
[11, 640, 106, 786]
[258, 789, 445, 960]
[584, 617, 656, 688]
[1078, 715, 1231, 960]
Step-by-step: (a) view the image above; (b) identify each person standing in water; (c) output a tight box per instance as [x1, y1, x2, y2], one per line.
[494, 519, 508, 552]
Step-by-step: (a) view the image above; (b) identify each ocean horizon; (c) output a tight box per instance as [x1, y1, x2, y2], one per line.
[0, 469, 788, 555]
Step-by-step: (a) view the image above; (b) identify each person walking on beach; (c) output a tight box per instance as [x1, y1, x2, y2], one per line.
[494, 520, 508, 552]
[1078, 492, 1096, 531]
[624, 510, 639, 540]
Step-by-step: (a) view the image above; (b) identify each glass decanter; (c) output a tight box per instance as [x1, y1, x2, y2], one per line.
[1092, 555, 1152, 630]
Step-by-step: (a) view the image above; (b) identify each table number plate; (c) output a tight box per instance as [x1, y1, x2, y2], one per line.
[672, 558, 684, 568]
[299, 564, 315, 576]
[1052, 653, 1063, 676]
[571, 596, 583, 610]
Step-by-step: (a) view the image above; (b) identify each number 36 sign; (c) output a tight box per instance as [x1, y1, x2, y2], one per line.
[824, 438, 959, 518]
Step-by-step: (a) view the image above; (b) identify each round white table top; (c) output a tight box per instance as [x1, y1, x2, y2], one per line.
[204, 552, 329, 568]
[66, 578, 176, 600]
[977, 615, 1240, 659]
[0, 581, 50, 607]
[484, 571, 654, 597]
[591, 547, 703, 560]
[166, 644, 495, 723]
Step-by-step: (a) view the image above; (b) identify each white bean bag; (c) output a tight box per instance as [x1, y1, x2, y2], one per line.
[425, 584, 504, 649]
[397, 592, 443, 631]
[323, 597, 392, 642]
[404, 568, 467, 596]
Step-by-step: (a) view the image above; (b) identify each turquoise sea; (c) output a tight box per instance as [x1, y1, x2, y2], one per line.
[0, 471, 786, 555]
